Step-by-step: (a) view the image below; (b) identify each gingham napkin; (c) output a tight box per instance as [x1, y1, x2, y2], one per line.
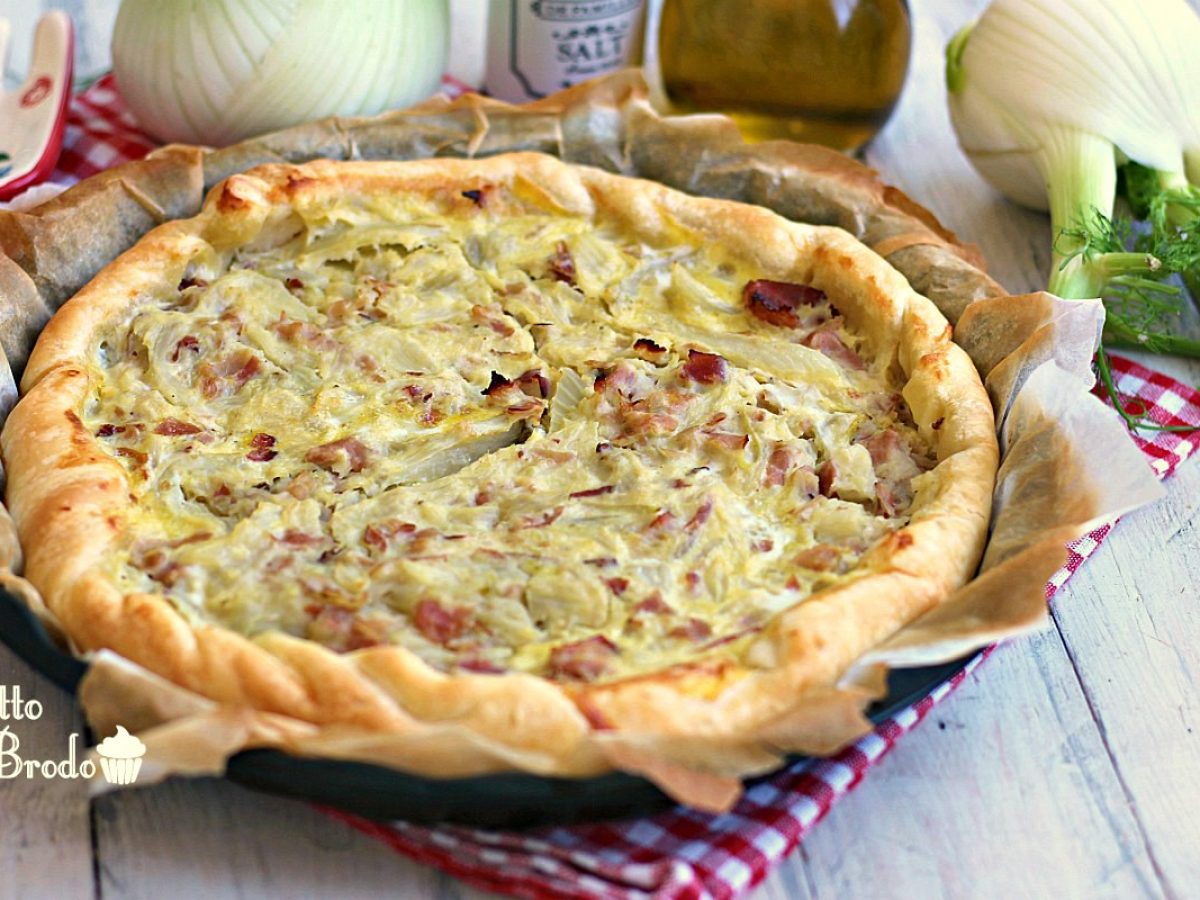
[35, 76, 1200, 900]
[49, 75, 156, 184]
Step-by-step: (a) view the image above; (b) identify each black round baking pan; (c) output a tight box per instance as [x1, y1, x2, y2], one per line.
[0, 583, 974, 827]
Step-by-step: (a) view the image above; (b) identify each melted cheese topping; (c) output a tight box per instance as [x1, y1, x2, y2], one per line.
[83, 182, 934, 683]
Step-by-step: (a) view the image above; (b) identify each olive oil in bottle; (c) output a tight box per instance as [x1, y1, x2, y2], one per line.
[655, 0, 912, 151]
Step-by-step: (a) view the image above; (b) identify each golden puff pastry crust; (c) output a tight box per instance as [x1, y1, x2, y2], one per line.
[2, 153, 997, 807]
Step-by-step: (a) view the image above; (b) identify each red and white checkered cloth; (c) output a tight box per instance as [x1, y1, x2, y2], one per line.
[50, 75, 156, 184]
[40, 76, 1200, 900]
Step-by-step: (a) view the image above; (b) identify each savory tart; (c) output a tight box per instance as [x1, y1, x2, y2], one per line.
[1, 153, 997, 796]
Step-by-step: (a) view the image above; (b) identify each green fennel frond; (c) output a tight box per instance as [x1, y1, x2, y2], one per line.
[1055, 208, 1125, 264]
[1057, 168, 1200, 432]
[1124, 162, 1200, 235]
[1093, 345, 1198, 433]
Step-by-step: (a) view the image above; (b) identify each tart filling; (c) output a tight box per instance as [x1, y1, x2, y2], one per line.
[83, 178, 935, 684]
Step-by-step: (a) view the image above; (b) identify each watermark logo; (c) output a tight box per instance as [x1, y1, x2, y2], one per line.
[0, 685, 144, 784]
[95, 726, 146, 785]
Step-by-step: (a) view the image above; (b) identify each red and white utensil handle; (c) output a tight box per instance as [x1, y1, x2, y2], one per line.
[0, 12, 74, 202]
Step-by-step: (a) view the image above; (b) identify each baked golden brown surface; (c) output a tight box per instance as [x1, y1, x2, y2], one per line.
[1, 153, 997, 804]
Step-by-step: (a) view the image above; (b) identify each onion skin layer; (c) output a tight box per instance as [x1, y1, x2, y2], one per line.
[113, 0, 449, 146]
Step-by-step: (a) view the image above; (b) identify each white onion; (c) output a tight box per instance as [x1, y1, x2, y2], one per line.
[112, 0, 449, 146]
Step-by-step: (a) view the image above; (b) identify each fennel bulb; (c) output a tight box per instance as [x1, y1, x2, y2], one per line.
[946, 0, 1200, 298]
[946, 0, 1200, 430]
[112, 0, 449, 147]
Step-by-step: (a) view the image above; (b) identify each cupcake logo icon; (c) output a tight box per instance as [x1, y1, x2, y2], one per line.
[95, 726, 146, 785]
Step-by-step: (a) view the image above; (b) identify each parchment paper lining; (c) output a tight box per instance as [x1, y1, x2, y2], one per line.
[0, 72, 1164, 811]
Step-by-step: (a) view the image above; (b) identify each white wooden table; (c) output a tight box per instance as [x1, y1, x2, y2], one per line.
[1, 1, 1197, 897]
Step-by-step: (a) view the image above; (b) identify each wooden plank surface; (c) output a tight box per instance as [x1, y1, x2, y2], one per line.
[93, 778, 450, 900]
[758, 636, 1166, 899]
[0, 658, 94, 899]
[1048, 464, 1200, 895]
[0, 0, 1197, 898]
